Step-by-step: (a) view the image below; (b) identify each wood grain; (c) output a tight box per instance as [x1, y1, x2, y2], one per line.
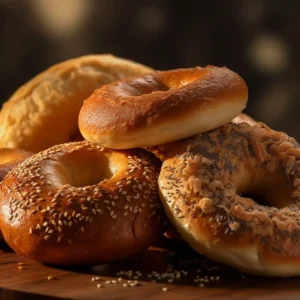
[0, 238, 300, 300]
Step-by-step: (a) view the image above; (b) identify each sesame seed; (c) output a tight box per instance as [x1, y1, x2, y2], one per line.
[162, 287, 168, 292]
[97, 284, 102, 288]
[47, 276, 55, 280]
[105, 280, 111, 284]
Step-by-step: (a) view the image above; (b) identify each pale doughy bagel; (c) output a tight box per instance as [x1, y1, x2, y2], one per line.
[0, 54, 153, 152]
[158, 122, 300, 277]
[0, 141, 166, 265]
[79, 66, 248, 149]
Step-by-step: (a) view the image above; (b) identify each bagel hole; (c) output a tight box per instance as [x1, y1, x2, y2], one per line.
[45, 150, 116, 188]
[240, 192, 269, 207]
[239, 168, 294, 209]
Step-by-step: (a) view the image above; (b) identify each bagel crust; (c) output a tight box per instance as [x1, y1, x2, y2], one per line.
[0, 148, 34, 181]
[0, 148, 34, 241]
[159, 122, 300, 277]
[0, 141, 166, 265]
[0, 55, 153, 152]
[79, 66, 248, 149]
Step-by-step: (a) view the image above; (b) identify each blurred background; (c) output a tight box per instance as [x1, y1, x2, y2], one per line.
[0, 0, 299, 138]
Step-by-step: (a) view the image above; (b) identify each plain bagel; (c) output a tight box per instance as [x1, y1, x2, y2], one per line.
[79, 66, 248, 149]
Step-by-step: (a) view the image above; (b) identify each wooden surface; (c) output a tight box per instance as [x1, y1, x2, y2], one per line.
[0, 239, 300, 300]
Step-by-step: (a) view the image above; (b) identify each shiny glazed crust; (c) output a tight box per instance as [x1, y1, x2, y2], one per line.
[0, 141, 166, 265]
[159, 122, 300, 277]
[79, 66, 248, 149]
[0, 148, 34, 241]
[0, 54, 153, 152]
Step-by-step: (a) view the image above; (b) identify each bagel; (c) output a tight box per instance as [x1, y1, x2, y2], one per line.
[0, 141, 166, 265]
[0, 148, 34, 181]
[146, 113, 257, 162]
[79, 66, 248, 149]
[158, 122, 300, 277]
[0, 148, 34, 241]
[0, 54, 153, 152]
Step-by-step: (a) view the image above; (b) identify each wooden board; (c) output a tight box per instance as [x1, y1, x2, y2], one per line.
[0, 238, 300, 300]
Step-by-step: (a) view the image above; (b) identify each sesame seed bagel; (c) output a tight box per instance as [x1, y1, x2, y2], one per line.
[0, 148, 34, 241]
[0, 54, 153, 152]
[78, 66, 248, 149]
[0, 141, 166, 265]
[158, 122, 300, 277]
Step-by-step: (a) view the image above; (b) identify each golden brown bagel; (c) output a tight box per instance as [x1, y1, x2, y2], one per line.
[79, 66, 248, 149]
[0, 54, 153, 152]
[159, 122, 300, 277]
[232, 113, 258, 125]
[0, 148, 34, 241]
[0, 141, 166, 265]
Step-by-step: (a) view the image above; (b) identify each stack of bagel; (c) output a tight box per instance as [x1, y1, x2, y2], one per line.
[0, 54, 299, 277]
